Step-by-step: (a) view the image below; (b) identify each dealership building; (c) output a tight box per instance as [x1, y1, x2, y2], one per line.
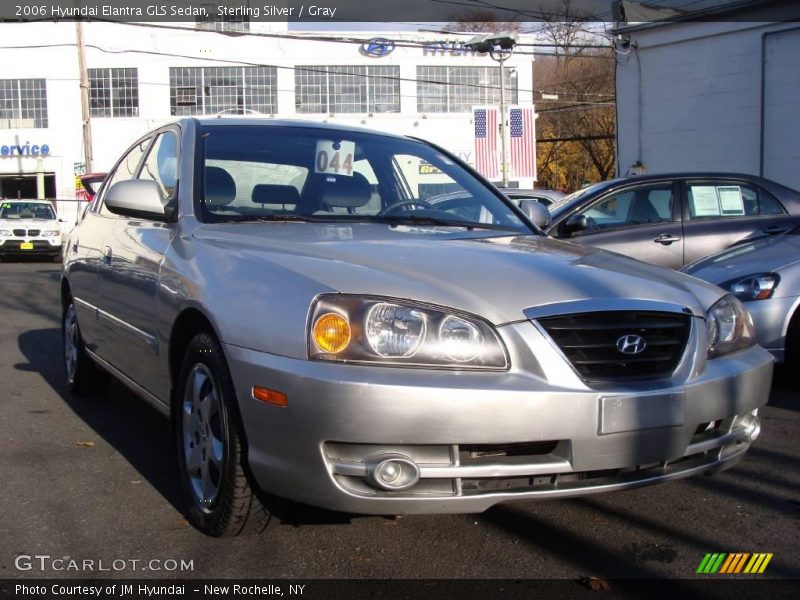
[0, 19, 536, 211]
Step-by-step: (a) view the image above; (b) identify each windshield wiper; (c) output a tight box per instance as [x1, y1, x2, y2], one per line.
[370, 215, 512, 230]
[228, 214, 322, 223]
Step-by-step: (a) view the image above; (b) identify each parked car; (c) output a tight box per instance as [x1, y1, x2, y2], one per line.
[62, 119, 771, 536]
[535, 173, 800, 269]
[0, 199, 63, 261]
[683, 226, 800, 366]
[498, 187, 566, 207]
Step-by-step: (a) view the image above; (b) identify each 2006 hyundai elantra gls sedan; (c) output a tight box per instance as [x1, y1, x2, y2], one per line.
[61, 119, 772, 536]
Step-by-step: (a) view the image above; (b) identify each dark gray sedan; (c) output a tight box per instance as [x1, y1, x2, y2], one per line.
[541, 173, 800, 269]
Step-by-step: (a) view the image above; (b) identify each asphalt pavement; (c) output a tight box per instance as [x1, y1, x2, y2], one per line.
[1, 260, 798, 581]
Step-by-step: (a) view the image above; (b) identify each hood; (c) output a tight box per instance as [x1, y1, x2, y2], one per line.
[683, 232, 800, 284]
[192, 222, 724, 324]
[1, 218, 59, 230]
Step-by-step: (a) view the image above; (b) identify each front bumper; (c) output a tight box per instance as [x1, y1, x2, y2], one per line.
[0, 238, 61, 256]
[743, 295, 800, 363]
[224, 320, 772, 515]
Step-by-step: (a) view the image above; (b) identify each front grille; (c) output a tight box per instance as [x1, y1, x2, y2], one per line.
[537, 311, 691, 381]
[13, 229, 25, 237]
[27, 229, 40, 237]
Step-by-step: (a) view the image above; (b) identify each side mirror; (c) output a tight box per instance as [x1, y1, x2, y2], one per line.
[105, 180, 170, 220]
[563, 214, 589, 236]
[519, 199, 551, 230]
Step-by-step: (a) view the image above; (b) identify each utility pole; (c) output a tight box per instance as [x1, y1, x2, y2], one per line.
[497, 51, 509, 187]
[465, 32, 518, 187]
[76, 20, 93, 173]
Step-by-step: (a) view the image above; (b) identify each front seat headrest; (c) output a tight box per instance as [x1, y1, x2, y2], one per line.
[318, 173, 372, 209]
[205, 166, 236, 207]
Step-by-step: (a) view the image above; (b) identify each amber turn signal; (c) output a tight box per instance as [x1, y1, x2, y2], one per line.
[252, 386, 288, 407]
[312, 312, 351, 353]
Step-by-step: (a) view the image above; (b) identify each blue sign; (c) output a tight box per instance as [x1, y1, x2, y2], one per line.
[360, 38, 395, 58]
[0, 142, 49, 158]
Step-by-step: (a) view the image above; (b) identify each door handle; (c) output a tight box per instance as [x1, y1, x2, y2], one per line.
[763, 226, 789, 235]
[103, 246, 112, 264]
[653, 234, 681, 245]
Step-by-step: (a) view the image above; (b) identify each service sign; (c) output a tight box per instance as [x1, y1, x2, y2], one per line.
[314, 140, 355, 176]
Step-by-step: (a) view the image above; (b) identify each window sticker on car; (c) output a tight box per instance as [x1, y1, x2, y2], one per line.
[718, 186, 745, 216]
[317, 225, 354, 241]
[691, 186, 721, 217]
[315, 140, 355, 177]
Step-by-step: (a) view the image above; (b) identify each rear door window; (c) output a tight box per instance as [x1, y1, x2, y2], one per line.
[686, 182, 786, 220]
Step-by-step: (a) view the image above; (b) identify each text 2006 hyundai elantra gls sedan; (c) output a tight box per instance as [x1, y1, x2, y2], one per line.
[61, 119, 772, 536]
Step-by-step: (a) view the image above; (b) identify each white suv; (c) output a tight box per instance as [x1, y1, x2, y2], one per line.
[0, 200, 63, 261]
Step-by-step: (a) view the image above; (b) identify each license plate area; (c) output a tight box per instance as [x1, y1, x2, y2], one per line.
[599, 391, 685, 435]
[20, 242, 33, 250]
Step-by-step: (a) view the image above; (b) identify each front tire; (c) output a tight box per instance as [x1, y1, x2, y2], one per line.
[175, 332, 270, 536]
[63, 299, 110, 395]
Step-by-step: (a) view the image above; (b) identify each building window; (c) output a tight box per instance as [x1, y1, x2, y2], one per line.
[195, 5, 250, 34]
[295, 66, 400, 114]
[417, 66, 517, 113]
[169, 66, 277, 116]
[89, 68, 139, 118]
[0, 79, 48, 128]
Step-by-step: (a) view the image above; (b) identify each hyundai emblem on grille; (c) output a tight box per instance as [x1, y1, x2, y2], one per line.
[616, 334, 647, 355]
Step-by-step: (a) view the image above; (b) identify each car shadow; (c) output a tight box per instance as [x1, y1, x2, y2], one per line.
[17, 327, 184, 513]
[17, 326, 358, 530]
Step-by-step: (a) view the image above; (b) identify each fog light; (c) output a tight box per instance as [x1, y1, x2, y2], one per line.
[746, 415, 761, 442]
[365, 454, 420, 491]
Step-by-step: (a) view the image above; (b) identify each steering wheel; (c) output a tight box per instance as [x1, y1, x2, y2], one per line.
[377, 199, 433, 216]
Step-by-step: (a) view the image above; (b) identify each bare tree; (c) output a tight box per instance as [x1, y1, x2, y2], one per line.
[442, 9, 521, 34]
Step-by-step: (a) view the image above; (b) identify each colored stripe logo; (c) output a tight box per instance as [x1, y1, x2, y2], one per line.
[697, 553, 773, 574]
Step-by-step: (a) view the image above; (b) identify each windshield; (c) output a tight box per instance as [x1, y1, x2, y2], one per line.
[0, 201, 56, 220]
[199, 125, 532, 233]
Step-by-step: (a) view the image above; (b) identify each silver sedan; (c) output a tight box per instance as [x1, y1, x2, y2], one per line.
[61, 118, 772, 536]
[684, 228, 800, 365]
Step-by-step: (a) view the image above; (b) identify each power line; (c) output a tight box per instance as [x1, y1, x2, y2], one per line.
[7, 18, 615, 57]
[0, 41, 616, 105]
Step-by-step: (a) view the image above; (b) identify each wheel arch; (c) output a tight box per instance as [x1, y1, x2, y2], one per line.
[168, 307, 220, 387]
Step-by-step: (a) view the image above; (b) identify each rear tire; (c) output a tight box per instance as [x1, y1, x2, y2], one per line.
[63, 299, 110, 395]
[175, 332, 270, 536]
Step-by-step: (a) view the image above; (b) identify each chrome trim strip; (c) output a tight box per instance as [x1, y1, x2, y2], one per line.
[330, 456, 573, 479]
[96, 306, 158, 351]
[86, 348, 170, 417]
[523, 299, 696, 320]
[73, 296, 97, 316]
[684, 427, 748, 455]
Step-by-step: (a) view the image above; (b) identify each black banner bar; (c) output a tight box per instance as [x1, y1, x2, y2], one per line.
[1, 1, 798, 24]
[2, 579, 799, 600]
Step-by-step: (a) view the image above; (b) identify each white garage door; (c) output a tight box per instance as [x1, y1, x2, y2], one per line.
[763, 28, 800, 191]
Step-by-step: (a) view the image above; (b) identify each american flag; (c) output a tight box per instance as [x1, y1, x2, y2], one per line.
[473, 107, 498, 179]
[509, 106, 537, 178]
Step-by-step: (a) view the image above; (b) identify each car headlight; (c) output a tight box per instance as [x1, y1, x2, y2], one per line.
[0, 229, 11, 236]
[722, 272, 779, 301]
[706, 294, 755, 358]
[308, 295, 508, 369]
[41, 230, 61, 238]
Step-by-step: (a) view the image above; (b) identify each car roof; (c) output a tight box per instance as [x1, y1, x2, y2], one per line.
[185, 117, 415, 142]
[2, 199, 52, 204]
